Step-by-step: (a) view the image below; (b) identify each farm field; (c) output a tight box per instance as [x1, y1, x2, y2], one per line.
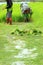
[0, 2, 43, 65]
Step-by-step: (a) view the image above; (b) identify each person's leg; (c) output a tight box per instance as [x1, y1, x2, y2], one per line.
[9, 11, 12, 25]
[6, 10, 12, 25]
[26, 14, 29, 22]
[24, 13, 29, 22]
[23, 9, 29, 22]
[9, 18, 12, 25]
[6, 18, 9, 24]
[6, 11, 10, 24]
[23, 14, 27, 22]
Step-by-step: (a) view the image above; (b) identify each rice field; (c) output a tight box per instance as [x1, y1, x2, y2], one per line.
[0, 2, 43, 65]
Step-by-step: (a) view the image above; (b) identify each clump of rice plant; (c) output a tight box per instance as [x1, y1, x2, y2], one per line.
[11, 28, 42, 36]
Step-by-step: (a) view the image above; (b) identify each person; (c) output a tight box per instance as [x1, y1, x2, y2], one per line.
[4, 0, 13, 25]
[20, 2, 33, 22]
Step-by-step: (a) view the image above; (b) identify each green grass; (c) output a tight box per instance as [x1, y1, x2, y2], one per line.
[0, 2, 43, 65]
